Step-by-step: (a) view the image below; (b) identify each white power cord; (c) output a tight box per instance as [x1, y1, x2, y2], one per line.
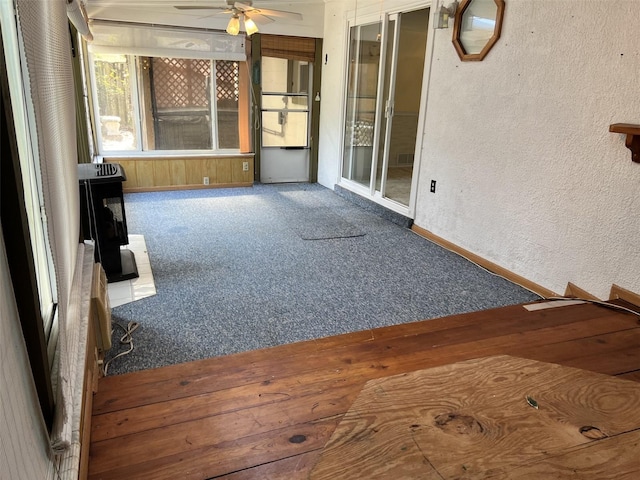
[410, 229, 545, 298]
[410, 230, 640, 320]
[545, 296, 640, 319]
[103, 320, 140, 375]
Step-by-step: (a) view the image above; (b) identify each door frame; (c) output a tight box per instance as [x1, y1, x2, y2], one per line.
[375, 12, 402, 200]
[260, 58, 313, 184]
[251, 34, 323, 184]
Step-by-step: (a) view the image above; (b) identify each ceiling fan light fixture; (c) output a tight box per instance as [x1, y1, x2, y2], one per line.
[226, 14, 240, 35]
[244, 14, 259, 36]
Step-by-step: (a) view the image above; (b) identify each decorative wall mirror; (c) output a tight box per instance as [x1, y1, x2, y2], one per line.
[453, 0, 505, 61]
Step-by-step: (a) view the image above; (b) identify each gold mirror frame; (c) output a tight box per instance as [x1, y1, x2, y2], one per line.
[453, 0, 505, 61]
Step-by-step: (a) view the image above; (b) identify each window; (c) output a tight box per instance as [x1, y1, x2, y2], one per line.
[261, 57, 310, 147]
[90, 54, 243, 153]
[92, 54, 139, 151]
[1, 29, 56, 427]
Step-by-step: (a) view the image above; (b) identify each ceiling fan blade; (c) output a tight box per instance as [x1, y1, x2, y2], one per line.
[247, 12, 274, 25]
[174, 6, 228, 11]
[253, 8, 302, 21]
[235, 2, 302, 21]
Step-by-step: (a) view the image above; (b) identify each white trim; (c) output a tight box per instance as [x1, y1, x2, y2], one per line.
[338, 178, 411, 217]
[130, 55, 143, 151]
[210, 60, 219, 150]
[369, 15, 388, 197]
[409, 4, 437, 218]
[377, 13, 402, 200]
[336, 9, 351, 186]
[346, 0, 431, 20]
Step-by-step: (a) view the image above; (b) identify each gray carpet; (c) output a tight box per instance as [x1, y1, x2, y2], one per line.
[106, 183, 539, 375]
[287, 206, 364, 240]
[278, 188, 365, 240]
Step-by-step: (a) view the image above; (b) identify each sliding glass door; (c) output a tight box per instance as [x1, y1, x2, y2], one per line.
[342, 8, 430, 211]
[343, 21, 384, 188]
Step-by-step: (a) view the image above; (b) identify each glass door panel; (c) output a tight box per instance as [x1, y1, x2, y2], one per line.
[380, 8, 430, 206]
[342, 22, 383, 188]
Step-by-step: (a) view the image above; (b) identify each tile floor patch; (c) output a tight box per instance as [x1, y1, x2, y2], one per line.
[108, 234, 156, 307]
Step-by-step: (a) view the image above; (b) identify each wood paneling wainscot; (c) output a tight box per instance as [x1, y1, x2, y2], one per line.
[105, 155, 254, 193]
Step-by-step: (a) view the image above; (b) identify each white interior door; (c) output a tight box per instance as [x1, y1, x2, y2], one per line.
[260, 57, 311, 183]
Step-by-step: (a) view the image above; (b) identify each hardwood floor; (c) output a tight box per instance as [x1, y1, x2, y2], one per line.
[88, 300, 640, 479]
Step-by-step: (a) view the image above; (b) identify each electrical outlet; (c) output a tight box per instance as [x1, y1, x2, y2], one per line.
[430, 180, 436, 193]
[203, 176, 209, 185]
[242, 161, 249, 172]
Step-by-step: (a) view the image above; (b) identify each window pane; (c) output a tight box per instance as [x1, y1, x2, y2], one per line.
[261, 57, 288, 92]
[216, 60, 239, 149]
[262, 111, 308, 147]
[261, 57, 309, 94]
[261, 56, 309, 148]
[93, 54, 138, 150]
[148, 57, 212, 150]
[262, 94, 308, 111]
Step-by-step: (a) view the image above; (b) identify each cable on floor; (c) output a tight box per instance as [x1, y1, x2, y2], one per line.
[544, 296, 640, 319]
[103, 320, 140, 375]
[410, 229, 545, 299]
[410, 230, 640, 319]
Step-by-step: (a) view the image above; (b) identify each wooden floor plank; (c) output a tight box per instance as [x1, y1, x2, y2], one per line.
[93, 303, 626, 415]
[91, 314, 635, 442]
[89, 302, 640, 479]
[214, 451, 322, 480]
[514, 329, 640, 373]
[89, 417, 340, 480]
[90, 384, 356, 467]
[94, 302, 564, 395]
[95, 329, 377, 392]
[619, 371, 640, 382]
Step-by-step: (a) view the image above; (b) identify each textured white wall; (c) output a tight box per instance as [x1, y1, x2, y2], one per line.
[317, 0, 353, 187]
[318, 0, 640, 298]
[0, 232, 54, 480]
[415, 0, 640, 298]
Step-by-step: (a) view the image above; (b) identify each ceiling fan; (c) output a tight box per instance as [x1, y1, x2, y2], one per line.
[174, 1, 303, 36]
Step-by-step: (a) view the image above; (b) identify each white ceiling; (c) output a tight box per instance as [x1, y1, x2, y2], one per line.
[84, 0, 326, 38]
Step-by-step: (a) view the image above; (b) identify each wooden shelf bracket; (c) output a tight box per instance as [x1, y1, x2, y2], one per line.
[609, 123, 640, 163]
